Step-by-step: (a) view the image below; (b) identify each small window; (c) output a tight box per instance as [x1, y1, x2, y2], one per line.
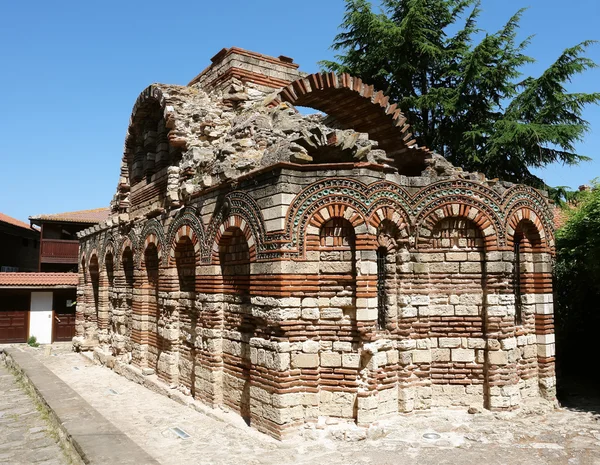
[514, 240, 523, 325]
[376, 246, 387, 329]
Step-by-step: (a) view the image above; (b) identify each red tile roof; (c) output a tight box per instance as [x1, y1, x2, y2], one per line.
[0, 272, 78, 287]
[29, 207, 110, 225]
[0, 212, 36, 231]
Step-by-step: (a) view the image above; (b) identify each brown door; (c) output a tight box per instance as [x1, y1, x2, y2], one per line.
[53, 311, 76, 342]
[0, 311, 28, 343]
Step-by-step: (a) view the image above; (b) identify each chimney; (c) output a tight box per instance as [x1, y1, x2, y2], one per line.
[188, 47, 306, 93]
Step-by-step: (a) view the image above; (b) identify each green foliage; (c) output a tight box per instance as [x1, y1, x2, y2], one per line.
[321, 0, 599, 186]
[27, 336, 40, 347]
[554, 183, 600, 372]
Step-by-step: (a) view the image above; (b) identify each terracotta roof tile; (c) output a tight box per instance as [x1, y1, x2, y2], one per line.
[29, 207, 110, 225]
[0, 272, 78, 287]
[0, 212, 36, 231]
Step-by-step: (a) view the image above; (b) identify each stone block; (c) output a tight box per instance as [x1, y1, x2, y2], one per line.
[301, 307, 320, 320]
[439, 337, 461, 348]
[292, 353, 319, 368]
[488, 350, 508, 365]
[413, 350, 431, 364]
[302, 340, 320, 353]
[320, 352, 342, 367]
[451, 349, 475, 362]
[455, 305, 479, 316]
[342, 353, 360, 368]
[432, 348, 451, 362]
[446, 252, 467, 261]
[538, 343, 555, 358]
[320, 308, 343, 319]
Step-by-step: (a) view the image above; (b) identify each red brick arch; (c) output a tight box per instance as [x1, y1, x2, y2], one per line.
[507, 207, 551, 252]
[270, 73, 431, 174]
[417, 203, 499, 250]
[368, 206, 410, 238]
[212, 215, 257, 264]
[167, 225, 201, 267]
[304, 203, 368, 252]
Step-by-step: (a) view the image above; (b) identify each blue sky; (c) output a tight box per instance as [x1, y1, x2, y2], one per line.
[1, 0, 598, 223]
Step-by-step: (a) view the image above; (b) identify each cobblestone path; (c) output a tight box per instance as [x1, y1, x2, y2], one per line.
[0, 365, 68, 465]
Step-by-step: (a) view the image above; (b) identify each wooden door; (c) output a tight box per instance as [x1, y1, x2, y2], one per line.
[0, 311, 28, 343]
[53, 311, 76, 342]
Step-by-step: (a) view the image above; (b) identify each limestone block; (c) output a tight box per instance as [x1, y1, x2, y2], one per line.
[538, 343, 555, 358]
[488, 350, 508, 365]
[466, 338, 485, 349]
[399, 306, 417, 318]
[501, 337, 517, 350]
[320, 352, 342, 367]
[356, 307, 377, 321]
[460, 294, 483, 305]
[333, 341, 352, 352]
[536, 333, 555, 344]
[431, 348, 450, 362]
[320, 307, 344, 320]
[451, 348, 475, 362]
[387, 350, 399, 364]
[302, 340, 320, 353]
[413, 350, 432, 364]
[439, 337, 461, 348]
[342, 353, 360, 368]
[430, 262, 459, 273]
[446, 252, 467, 261]
[411, 295, 430, 306]
[413, 263, 430, 273]
[331, 296, 353, 307]
[521, 345, 537, 359]
[455, 305, 479, 316]
[301, 307, 320, 320]
[302, 297, 318, 307]
[460, 262, 482, 273]
[292, 353, 319, 368]
[416, 339, 431, 350]
[398, 339, 417, 351]
[398, 351, 413, 365]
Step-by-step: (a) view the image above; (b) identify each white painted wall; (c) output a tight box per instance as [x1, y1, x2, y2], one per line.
[30, 292, 53, 344]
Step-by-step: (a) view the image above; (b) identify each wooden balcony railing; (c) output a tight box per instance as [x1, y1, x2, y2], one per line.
[40, 239, 79, 264]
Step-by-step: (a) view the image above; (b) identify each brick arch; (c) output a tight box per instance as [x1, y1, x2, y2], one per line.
[302, 203, 368, 254]
[167, 224, 202, 266]
[507, 208, 549, 252]
[506, 206, 553, 252]
[118, 235, 136, 270]
[211, 215, 257, 264]
[137, 220, 166, 268]
[368, 205, 410, 239]
[117, 85, 182, 212]
[416, 203, 499, 250]
[100, 235, 117, 269]
[270, 73, 431, 174]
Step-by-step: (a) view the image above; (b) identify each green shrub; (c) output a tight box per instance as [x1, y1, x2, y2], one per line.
[27, 336, 40, 348]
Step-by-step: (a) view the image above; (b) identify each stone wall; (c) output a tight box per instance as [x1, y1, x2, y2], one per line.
[75, 48, 556, 439]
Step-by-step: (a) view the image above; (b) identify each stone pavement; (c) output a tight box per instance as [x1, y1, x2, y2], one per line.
[0, 364, 67, 465]
[13, 345, 600, 464]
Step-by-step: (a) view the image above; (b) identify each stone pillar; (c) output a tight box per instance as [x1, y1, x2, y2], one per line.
[484, 251, 520, 410]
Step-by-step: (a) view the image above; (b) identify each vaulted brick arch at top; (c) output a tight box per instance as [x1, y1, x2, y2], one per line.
[271, 72, 432, 175]
[211, 215, 257, 264]
[115, 85, 183, 214]
[506, 207, 551, 253]
[304, 203, 368, 252]
[417, 203, 499, 250]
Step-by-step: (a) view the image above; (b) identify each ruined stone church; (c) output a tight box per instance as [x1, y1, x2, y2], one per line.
[76, 47, 556, 438]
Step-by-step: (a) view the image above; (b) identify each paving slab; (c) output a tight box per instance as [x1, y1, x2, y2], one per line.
[0, 364, 68, 465]
[1, 346, 159, 465]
